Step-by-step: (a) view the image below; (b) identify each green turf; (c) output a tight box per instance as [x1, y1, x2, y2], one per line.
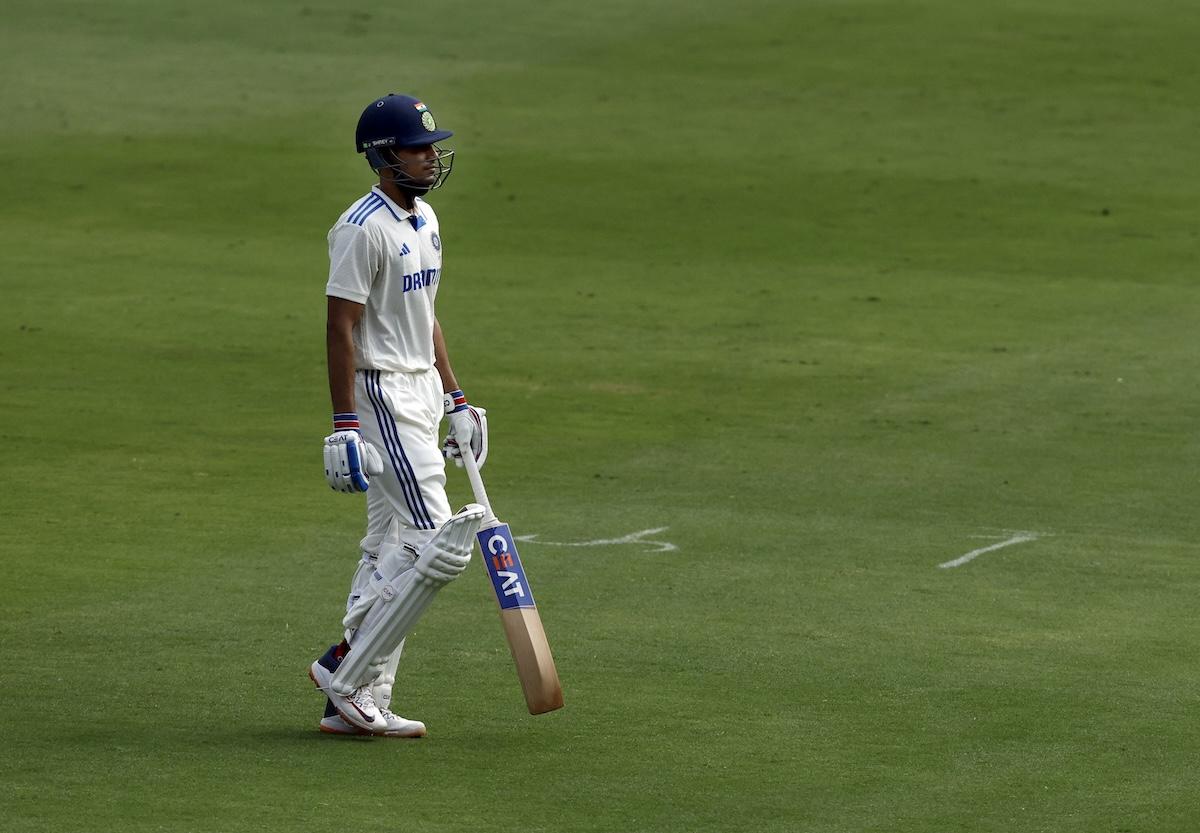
[2, 0, 1199, 830]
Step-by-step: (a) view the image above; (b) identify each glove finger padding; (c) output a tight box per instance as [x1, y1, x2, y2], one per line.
[442, 436, 461, 466]
[470, 408, 488, 468]
[444, 406, 488, 469]
[345, 441, 370, 492]
[324, 442, 353, 493]
[324, 443, 340, 487]
[324, 430, 375, 492]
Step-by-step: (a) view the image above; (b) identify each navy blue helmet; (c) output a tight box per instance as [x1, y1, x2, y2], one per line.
[356, 94, 454, 191]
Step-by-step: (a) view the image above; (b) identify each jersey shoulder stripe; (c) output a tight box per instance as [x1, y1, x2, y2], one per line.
[345, 192, 377, 221]
[348, 194, 384, 226]
[345, 191, 406, 227]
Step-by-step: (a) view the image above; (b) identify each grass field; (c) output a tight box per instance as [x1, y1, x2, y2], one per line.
[2, 1, 1199, 831]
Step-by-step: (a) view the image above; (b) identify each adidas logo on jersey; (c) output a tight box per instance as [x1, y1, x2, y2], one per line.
[399, 243, 411, 256]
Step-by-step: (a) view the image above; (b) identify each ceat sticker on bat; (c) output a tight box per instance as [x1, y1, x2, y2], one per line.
[479, 524, 537, 609]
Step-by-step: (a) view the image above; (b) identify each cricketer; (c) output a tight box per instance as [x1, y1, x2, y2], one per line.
[310, 93, 489, 737]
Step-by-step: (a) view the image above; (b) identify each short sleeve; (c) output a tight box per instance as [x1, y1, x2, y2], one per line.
[326, 223, 378, 303]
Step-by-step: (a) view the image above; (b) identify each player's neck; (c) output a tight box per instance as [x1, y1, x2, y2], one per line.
[377, 179, 418, 213]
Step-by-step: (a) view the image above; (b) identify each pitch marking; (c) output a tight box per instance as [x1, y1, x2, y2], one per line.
[938, 531, 1040, 569]
[515, 527, 678, 553]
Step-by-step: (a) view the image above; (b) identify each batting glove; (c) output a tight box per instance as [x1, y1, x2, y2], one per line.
[442, 390, 488, 469]
[324, 413, 385, 493]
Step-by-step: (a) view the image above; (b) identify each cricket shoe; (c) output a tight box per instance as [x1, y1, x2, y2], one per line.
[374, 707, 426, 738]
[319, 712, 363, 736]
[319, 701, 426, 738]
[318, 698, 361, 735]
[309, 650, 383, 733]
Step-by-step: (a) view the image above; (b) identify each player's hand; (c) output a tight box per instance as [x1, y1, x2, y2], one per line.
[444, 406, 488, 468]
[442, 390, 488, 469]
[324, 413, 384, 492]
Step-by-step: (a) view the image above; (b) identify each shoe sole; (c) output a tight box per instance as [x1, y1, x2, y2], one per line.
[318, 723, 427, 738]
[374, 725, 427, 738]
[319, 722, 363, 736]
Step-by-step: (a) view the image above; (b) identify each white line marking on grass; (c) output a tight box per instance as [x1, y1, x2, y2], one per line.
[514, 527, 678, 553]
[938, 531, 1040, 569]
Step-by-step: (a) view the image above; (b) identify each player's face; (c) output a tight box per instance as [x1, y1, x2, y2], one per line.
[389, 144, 440, 189]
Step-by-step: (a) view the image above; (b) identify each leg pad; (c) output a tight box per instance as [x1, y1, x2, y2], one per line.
[329, 504, 485, 695]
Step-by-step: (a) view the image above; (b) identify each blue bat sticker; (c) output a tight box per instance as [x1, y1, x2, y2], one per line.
[477, 524, 536, 609]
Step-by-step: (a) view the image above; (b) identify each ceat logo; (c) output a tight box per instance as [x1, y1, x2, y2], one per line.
[487, 533, 525, 599]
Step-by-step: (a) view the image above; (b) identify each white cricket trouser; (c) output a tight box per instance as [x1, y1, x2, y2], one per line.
[355, 367, 452, 555]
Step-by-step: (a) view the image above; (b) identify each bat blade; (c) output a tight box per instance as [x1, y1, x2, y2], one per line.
[477, 522, 564, 714]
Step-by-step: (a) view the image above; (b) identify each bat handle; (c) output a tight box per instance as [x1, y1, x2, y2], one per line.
[460, 446, 499, 526]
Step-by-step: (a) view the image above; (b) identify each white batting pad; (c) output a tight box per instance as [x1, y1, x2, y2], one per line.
[372, 642, 406, 710]
[343, 544, 415, 634]
[329, 503, 485, 695]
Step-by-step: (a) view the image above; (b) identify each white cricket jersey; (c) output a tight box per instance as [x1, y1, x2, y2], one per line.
[325, 186, 445, 372]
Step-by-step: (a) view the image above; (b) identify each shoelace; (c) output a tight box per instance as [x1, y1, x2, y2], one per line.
[350, 687, 377, 710]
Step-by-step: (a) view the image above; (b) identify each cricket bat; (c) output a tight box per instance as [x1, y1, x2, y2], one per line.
[460, 450, 564, 714]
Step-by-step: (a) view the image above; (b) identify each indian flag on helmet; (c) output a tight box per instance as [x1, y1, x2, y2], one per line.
[412, 101, 437, 131]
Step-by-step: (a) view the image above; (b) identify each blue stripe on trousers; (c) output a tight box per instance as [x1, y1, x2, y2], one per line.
[363, 370, 430, 529]
[364, 370, 436, 530]
[363, 370, 428, 528]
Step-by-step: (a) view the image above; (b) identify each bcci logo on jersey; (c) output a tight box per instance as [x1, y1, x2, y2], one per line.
[478, 524, 536, 610]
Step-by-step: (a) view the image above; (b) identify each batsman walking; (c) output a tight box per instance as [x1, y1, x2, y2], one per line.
[310, 93, 489, 737]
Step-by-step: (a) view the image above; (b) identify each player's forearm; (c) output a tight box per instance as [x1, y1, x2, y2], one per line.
[327, 321, 358, 414]
[326, 297, 365, 414]
[432, 318, 460, 393]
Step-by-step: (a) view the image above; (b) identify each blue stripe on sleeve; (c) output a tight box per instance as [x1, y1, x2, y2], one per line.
[349, 194, 384, 225]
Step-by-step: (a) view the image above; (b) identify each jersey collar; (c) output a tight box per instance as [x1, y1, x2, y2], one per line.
[371, 186, 427, 231]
